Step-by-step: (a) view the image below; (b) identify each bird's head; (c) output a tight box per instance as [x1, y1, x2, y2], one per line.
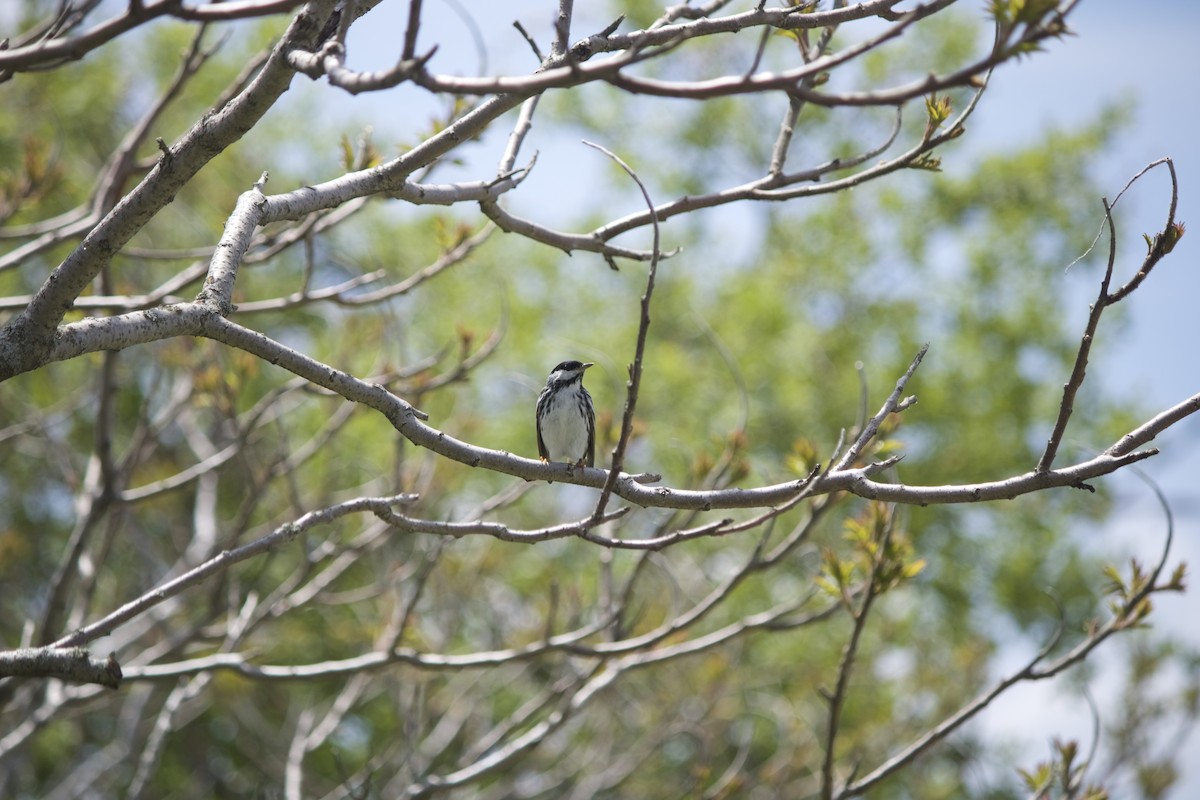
[547, 360, 594, 387]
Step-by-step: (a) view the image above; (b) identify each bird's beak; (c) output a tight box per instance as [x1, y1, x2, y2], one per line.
[583, 362, 595, 369]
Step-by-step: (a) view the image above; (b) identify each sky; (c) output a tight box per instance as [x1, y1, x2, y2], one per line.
[329, 0, 1200, 793]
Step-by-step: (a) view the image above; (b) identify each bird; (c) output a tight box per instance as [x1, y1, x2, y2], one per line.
[536, 360, 596, 468]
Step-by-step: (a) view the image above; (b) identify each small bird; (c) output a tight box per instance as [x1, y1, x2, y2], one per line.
[536, 360, 596, 468]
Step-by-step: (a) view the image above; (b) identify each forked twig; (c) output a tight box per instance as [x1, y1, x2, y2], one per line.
[1039, 159, 1183, 472]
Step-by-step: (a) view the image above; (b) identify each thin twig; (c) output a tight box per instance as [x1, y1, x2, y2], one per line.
[401, 0, 422, 60]
[1039, 159, 1183, 472]
[583, 141, 661, 521]
[552, 0, 574, 58]
[821, 509, 894, 800]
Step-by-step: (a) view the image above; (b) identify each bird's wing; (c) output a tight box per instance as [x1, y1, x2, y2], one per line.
[536, 389, 550, 460]
[585, 405, 595, 468]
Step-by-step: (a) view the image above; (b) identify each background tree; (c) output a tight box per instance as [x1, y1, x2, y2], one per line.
[0, 0, 1196, 797]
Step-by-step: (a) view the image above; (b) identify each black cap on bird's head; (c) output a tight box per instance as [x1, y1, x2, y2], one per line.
[546, 360, 593, 385]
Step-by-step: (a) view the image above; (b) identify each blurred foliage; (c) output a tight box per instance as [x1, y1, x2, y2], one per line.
[0, 2, 1195, 799]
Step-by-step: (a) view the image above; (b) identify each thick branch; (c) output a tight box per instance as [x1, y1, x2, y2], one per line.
[0, 0, 340, 378]
[0, 647, 122, 689]
[18, 303, 1193, 512]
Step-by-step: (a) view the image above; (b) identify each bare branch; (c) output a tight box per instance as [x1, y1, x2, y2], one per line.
[0, 647, 122, 689]
[1039, 158, 1184, 471]
[15, 296, 1195, 514]
[842, 474, 1182, 798]
[584, 141, 660, 518]
[0, 0, 341, 378]
[49, 494, 417, 650]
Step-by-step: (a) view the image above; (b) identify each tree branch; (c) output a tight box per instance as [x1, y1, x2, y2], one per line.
[0, 647, 122, 689]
